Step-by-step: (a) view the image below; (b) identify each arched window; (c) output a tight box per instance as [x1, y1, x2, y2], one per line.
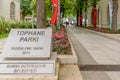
[10, 2, 15, 20]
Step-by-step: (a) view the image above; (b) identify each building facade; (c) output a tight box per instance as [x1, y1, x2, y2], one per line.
[87, 0, 120, 30]
[0, 0, 20, 20]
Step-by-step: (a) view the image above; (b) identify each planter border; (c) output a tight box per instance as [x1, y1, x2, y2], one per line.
[57, 28, 78, 64]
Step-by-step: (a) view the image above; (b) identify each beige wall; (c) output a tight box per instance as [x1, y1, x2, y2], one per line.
[99, 0, 112, 28]
[0, 0, 20, 20]
[87, 0, 117, 29]
[15, 0, 20, 20]
[87, 7, 92, 26]
[0, 0, 2, 16]
[99, 0, 120, 30]
[117, 0, 120, 30]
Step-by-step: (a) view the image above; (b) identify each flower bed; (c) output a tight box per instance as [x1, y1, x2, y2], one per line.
[52, 27, 72, 55]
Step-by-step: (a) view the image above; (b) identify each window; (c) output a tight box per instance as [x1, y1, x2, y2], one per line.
[10, 2, 15, 20]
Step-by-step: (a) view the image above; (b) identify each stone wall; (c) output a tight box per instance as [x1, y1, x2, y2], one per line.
[87, 7, 92, 27]
[117, 0, 120, 30]
[0, 0, 20, 20]
[87, 0, 120, 30]
[0, 0, 2, 16]
[99, 0, 111, 28]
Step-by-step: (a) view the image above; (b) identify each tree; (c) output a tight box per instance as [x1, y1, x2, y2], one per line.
[36, 0, 46, 28]
[79, 0, 84, 26]
[60, 0, 65, 18]
[73, 0, 91, 26]
[31, 0, 52, 18]
[83, 0, 89, 27]
[60, 0, 74, 17]
[20, 0, 32, 19]
[112, 0, 119, 32]
[30, 0, 36, 15]
[74, 0, 80, 26]
[91, 0, 99, 8]
[72, 0, 83, 26]
[46, 0, 52, 18]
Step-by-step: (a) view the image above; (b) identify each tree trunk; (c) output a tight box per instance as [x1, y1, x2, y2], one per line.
[76, 10, 79, 26]
[37, 0, 46, 28]
[112, 0, 119, 32]
[84, 1, 88, 27]
[80, 8, 82, 26]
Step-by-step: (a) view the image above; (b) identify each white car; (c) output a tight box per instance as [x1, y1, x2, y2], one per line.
[71, 20, 77, 25]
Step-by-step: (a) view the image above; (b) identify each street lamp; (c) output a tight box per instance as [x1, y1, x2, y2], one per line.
[32, 10, 34, 29]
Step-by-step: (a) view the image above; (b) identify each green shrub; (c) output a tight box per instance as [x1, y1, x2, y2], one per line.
[0, 17, 10, 34]
[0, 33, 8, 39]
[0, 17, 37, 34]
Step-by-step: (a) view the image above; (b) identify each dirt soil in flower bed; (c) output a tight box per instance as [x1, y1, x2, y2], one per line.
[80, 26, 120, 34]
[58, 46, 72, 55]
[52, 26, 72, 55]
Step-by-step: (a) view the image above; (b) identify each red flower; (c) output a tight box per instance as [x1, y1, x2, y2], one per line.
[52, 27, 70, 54]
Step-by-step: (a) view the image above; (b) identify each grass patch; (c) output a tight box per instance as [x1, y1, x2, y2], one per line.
[0, 33, 8, 39]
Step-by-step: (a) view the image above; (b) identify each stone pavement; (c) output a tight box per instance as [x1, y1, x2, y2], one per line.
[67, 26, 120, 80]
[68, 26, 120, 65]
[85, 28, 120, 43]
[59, 65, 83, 80]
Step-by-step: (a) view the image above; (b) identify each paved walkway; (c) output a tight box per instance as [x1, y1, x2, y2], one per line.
[67, 26, 120, 80]
[68, 26, 120, 65]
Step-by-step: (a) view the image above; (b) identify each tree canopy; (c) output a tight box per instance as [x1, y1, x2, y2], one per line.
[20, 0, 32, 18]
[20, 0, 119, 32]
[20, 0, 100, 18]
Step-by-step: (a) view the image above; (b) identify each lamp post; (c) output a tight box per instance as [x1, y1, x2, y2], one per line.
[57, 0, 60, 29]
[32, 10, 34, 29]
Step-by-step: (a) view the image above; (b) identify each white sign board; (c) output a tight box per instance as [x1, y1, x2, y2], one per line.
[1, 29, 52, 58]
[0, 61, 55, 75]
